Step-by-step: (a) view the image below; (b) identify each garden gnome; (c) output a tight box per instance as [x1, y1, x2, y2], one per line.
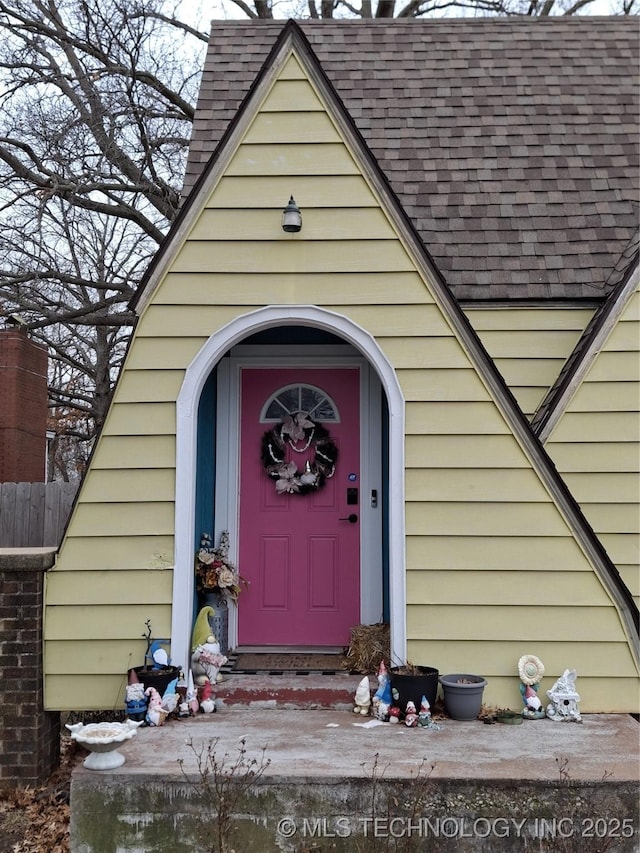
[418, 695, 441, 730]
[372, 659, 392, 720]
[404, 700, 418, 727]
[198, 679, 216, 714]
[353, 676, 371, 715]
[388, 706, 401, 724]
[145, 687, 169, 726]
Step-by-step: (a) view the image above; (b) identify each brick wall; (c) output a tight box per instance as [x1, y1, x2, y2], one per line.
[0, 327, 48, 483]
[0, 550, 59, 786]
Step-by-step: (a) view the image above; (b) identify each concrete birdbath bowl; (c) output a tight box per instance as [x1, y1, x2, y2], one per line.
[66, 720, 143, 770]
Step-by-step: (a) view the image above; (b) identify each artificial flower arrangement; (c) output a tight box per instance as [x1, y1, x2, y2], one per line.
[195, 531, 247, 604]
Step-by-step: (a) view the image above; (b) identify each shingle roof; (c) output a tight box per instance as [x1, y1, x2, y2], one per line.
[184, 18, 639, 302]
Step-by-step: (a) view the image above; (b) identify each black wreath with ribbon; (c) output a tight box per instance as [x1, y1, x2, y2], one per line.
[261, 412, 338, 495]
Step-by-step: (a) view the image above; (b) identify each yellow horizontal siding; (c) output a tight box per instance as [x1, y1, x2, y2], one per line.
[405, 435, 529, 468]
[550, 412, 639, 443]
[405, 501, 571, 537]
[465, 307, 592, 417]
[560, 471, 639, 503]
[405, 468, 551, 502]
[407, 569, 605, 605]
[46, 675, 133, 711]
[209, 175, 378, 208]
[407, 604, 623, 642]
[466, 307, 593, 332]
[190, 207, 397, 241]
[46, 604, 172, 640]
[565, 381, 639, 412]
[126, 336, 205, 370]
[379, 337, 470, 369]
[91, 436, 175, 470]
[55, 536, 174, 570]
[406, 534, 596, 571]
[116, 369, 184, 403]
[399, 368, 490, 402]
[548, 442, 639, 472]
[69, 502, 175, 537]
[227, 142, 358, 176]
[79, 469, 175, 503]
[103, 402, 176, 435]
[405, 402, 511, 435]
[588, 350, 639, 381]
[244, 111, 341, 144]
[172, 239, 415, 275]
[407, 639, 638, 679]
[260, 78, 324, 112]
[153, 272, 433, 307]
[46, 570, 173, 604]
[45, 640, 149, 675]
[572, 503, 639, 534]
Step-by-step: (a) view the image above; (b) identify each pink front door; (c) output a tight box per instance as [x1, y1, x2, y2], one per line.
[238, 368, 361, 646]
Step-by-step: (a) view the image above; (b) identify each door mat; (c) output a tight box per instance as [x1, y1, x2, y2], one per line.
[228, 652, 347, 674]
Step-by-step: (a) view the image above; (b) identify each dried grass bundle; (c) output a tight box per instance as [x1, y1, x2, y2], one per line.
[343, 622, 390, 674]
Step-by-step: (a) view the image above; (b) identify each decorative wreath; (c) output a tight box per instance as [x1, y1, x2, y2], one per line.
[261, 411, 338, 495]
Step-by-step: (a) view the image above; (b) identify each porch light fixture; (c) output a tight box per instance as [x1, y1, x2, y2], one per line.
[282, 195, 302, 232]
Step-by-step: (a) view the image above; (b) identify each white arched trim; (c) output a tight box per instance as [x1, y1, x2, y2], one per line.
[172, 305, 406, 671]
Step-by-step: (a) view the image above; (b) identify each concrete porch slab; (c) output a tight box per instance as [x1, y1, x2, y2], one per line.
[70, 708, 639, 852]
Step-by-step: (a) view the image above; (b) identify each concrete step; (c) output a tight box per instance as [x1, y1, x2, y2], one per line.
[213, 672, 370, 711]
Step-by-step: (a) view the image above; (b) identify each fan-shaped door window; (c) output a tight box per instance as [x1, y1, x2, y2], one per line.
[260, 384, 340, 423]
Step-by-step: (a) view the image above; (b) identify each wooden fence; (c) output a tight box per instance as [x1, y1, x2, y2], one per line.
[0, 481, 78, 547]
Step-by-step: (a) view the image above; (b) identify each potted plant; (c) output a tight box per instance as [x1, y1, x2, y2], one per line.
[439, 673, 488, 721]
[390, 661, 439, 713]
[195, 531, 247, 655]
[130, 620, 181, 696]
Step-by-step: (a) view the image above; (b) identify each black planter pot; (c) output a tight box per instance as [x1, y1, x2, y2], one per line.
[132, 665, 181, 696]
[390, 666, 439, 713]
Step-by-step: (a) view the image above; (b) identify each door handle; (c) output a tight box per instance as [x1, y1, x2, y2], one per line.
[339, 514, 358, 524]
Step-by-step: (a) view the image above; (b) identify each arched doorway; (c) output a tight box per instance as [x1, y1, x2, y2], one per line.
[173, 306, 406, 670]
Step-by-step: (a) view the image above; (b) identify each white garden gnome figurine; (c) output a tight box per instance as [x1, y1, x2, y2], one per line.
[353, 676, 371, 715]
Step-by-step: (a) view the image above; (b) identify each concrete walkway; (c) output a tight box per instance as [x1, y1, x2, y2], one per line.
[69, 708, 639, 852]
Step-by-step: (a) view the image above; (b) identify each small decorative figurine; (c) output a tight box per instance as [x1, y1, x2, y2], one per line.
[145, 687, 169, 726]
[388, 706, 401, 724]
[417, 695, 442, 730]
[372, 660, 393, 720]
[125, 672, 147, 722]
[353, 676, 371, 715]
[176, 671, 189, 718]
[198, 679, 216, 713]
[404, 700, 419, 727]
[518, 654, 546, 720]
[191, 635, 227, 684]
[546, 669, 582, 723]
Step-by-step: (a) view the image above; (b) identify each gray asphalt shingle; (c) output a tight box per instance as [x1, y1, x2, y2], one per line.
[184, 18, 639, 301]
